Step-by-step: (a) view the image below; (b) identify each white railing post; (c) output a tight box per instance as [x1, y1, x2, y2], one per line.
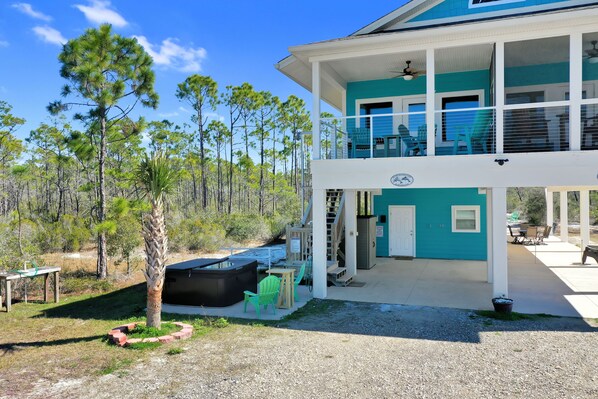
[426, 48, 436, 156]
[312, 61, 321, 160]
[332, 125, 338, 159]
[369, 115, 374, 158]
[570, 32, 583, 151]
[495, 41, 505, 154]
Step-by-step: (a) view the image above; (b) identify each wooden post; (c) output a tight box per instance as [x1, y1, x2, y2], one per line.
[54, 272, 60, 303]
[44, 274, 50, 302]
[6, 280, 11, 312]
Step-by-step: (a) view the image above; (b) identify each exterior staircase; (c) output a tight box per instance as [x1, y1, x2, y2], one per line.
[286, 189, 352, 287]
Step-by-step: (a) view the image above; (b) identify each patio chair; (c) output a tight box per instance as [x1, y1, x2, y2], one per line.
[537, 225, 551, 244]
[243, 275, 281, 319]
[416, 124, 437, 156]
[523, 226, 539, 245]
[349, 127, 371, 158]
[453, 109, 493, 155]
[293, 261, 306, 302]
[398, 124, 425, 157]
[508, 225, 523, 244]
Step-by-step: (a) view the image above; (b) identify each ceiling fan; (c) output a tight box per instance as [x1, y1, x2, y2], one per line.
[391, 60, 426, 80]
[585, 40, 598, 64]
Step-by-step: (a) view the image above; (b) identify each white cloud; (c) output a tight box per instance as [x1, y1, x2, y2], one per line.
[205, 112, 225, 122]
[12, 3, 52, 21]
[133, 35, 207, 73]
[178, 106, 191, 114]
[158, 111, 179, 118]
[74, 0, 127, 27]
[0, 40, 8, 47]
[33, 26, 67, 46]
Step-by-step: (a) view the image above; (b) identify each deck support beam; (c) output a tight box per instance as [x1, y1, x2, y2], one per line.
[545, 188, 554, 235]
[486, 188, 493, 283]
[312, 61, 321, 160]
[344, 190, 357, 277]
[491, 187, 508, 298]
[580, 189, 590, 248]
[425, 48, 435, 156]
[560, 191, 569, 242]
[495, 41, 505, 154]
[569, 32, 583, 151]
[312, 188, 327, 299]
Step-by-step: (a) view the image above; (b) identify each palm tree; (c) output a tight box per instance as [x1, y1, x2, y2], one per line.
[137, 152, 177, 328]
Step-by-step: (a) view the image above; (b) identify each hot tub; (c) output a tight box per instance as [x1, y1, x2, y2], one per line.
[163, 258, 257, 307]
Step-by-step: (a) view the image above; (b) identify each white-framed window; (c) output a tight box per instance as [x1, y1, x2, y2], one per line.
[451, 205, 481, 233]
[469, 0, 525, 9]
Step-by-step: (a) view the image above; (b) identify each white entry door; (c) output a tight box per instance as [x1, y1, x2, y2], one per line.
[389, 206, 415, 257]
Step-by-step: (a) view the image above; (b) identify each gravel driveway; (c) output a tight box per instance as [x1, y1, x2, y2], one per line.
[31, 301, 598, 399]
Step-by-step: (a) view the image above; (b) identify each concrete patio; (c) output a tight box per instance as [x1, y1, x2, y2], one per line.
[328, 236, 598, 318]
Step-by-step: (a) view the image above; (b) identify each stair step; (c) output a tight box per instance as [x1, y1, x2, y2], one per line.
[327, 266, 346, 278]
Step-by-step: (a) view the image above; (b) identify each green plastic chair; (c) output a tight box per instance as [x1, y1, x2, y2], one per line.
[398, 124, 425, 157]
[349, 127, 372, 158]
[243, 275, 280, 319]
[453, 109, 493, 155]
[293, 262, 306, 302]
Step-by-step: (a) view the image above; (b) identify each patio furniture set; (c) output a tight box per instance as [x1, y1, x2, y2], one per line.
[1, 265, 61, 312]
[349, 110, 493, 158]
[508, 224, 551, 245]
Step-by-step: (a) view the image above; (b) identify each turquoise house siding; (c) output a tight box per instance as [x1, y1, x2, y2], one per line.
[409, 0, 570, 23]
[373, 188, 487, 260]
[346, 69, 491, 117]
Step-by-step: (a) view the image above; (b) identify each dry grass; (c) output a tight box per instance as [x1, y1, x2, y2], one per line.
[0, 244, 267, 397]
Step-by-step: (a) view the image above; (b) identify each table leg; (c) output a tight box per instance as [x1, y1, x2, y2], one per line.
[44, 274, 50, 302]
[54, 272, 60, 303]
[6, 280, 11, 312]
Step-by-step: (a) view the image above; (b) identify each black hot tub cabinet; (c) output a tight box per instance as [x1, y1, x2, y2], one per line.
[163, 258, 257, 307]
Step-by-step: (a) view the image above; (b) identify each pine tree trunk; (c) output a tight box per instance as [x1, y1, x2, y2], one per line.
[97, 114, 108, 279]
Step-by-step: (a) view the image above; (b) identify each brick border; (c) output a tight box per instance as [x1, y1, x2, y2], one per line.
[107, 322, 193, 347]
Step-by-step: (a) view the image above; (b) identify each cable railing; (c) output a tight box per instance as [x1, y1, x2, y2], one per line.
[318, 102, 596, 159]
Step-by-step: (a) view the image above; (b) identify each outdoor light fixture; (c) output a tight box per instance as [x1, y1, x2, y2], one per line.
[590, 57, 598, 64]
[403, 74, 414, 81]
[494, 158, 509, 166]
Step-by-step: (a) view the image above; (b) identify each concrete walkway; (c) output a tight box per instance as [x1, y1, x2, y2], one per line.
[327, 237, 598, 318]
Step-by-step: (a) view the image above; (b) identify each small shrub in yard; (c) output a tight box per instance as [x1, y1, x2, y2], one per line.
[224, 214, 271, 242]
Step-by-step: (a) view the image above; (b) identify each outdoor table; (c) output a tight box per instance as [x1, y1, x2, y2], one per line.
[266, 267, 295, 309]
[0, 266, 61, 312]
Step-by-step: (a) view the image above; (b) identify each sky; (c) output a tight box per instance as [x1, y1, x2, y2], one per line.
[0, 0, 404, 140]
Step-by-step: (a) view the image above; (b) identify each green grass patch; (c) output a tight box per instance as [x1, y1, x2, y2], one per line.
[282, 299, 344, 321]
[126, 341, 162, 351]
[167, 347, 184, 355]
[99, 358, 134, 375]
[476, 310, 560, 321]
[127, 322, 179, 339]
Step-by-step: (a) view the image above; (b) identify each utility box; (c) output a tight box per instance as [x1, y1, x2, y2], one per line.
[357, 215, 377, 269]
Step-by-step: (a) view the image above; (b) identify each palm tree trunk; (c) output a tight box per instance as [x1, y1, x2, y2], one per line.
[143, 198, 167, 328]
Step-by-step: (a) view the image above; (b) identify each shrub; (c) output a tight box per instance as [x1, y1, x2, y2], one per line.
[223, 214, 271, 243]
[168, 216, 227, 253]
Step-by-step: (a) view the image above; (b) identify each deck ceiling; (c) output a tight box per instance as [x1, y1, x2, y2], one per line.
[324, 34, 598, 83]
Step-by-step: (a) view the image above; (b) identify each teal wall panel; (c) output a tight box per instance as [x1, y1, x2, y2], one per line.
[346, 69, 490, 117]
[373, 188, 487, 260]
[409, 0, 569, 23]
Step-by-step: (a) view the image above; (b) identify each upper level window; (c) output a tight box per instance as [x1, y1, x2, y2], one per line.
[442, 95, 479, 141]
[469, 0, 525, 9]
[359, 102, 393, 137]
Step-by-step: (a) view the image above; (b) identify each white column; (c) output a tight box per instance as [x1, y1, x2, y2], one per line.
[495, 41, 505, 154]
[545, 188, 554, 235]
[312, 188, 327, 299]
[486, 188, 493, 283]
[580, 189, 590, 247]
[312, 61, 321, 160]
[344, 190, 357, 277]
[560, 191, 569, 242]
[341, 88, 347, 159]
[570, 32, 583, 151]
[426, 48, 436, 156]
[491, 187, 508, 298]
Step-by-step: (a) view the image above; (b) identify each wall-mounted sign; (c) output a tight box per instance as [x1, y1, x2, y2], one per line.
[290, 237, 301, 254]
[376, 226, 384, 238]
[390, 173, 414, 187]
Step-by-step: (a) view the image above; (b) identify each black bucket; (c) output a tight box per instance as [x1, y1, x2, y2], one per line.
[492, 297, 513, 314]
